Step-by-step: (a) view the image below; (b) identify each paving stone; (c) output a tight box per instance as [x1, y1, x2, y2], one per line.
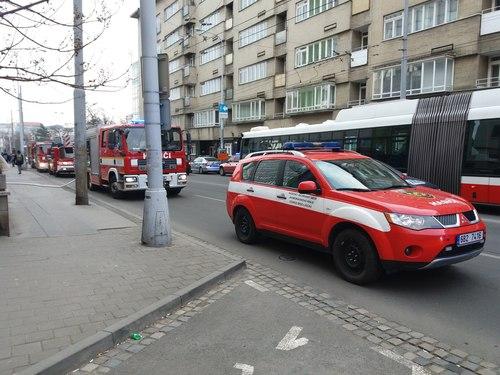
[419, 342, 435, 352]
[12, 342, 42, 356]
[417, 350, 434, 360]
[97, 367, 111, 373]
[478, 369, 498, 375]
[429, 364, 446, 373]
[460, 361, 480, 372]
[81, 363, 99, 372]
[450, 349, 468, 358]
[387, 338, 403, 346]
[480, 362, 497, 369]
[445, 355, 463, 364]
[150, 332, 165, 340]
[409, 331, 424, 338]
[126, 344, 145, 354]
[343, 323, 357, 331]
[366, 335, 382, 344]
[414, 356, 431, 366]
[434, 349, 449, 358]
[403, 352, 418, 361]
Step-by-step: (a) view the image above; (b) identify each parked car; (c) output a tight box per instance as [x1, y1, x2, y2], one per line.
[226, 143, 485, 284]
[219, 154, 240, 176]
[190, 156, 221, 174]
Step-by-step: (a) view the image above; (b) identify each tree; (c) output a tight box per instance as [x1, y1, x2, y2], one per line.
[86, 103, 112, 128]
[0, 0, 125, 102]
[34, 124, 50, 141]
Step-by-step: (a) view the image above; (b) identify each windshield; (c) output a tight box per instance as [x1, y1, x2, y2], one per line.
[125, 128, 146, 151]
[62, 147, 74, 158]
[315, 158, 409, 191]
[161, 129, 182, 151]
[204, 157, 218, 162]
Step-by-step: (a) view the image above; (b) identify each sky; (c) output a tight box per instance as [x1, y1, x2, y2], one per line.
[0, 0, 140, 127]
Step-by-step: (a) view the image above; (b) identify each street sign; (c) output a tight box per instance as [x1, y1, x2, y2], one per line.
[219, 112, 228, 119]
[219, 103, 228, 113]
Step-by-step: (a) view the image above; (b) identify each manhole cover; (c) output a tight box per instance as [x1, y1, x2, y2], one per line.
[279, 254, 296, 261]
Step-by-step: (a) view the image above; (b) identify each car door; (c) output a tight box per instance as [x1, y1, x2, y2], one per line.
[275, 160, 326, 244]
[248, 159, 284, 230]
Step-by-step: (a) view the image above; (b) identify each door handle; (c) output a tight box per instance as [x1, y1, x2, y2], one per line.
[246, 187, 254, 193]
[276, 193, 287, 199]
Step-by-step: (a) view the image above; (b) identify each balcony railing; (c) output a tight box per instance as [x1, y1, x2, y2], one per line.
[274, 73, 286, 88]
[225, 53, 233, 66]
[225, 18, 233, 30]
[476, 77, 500, 88]
[275, 30, 287, 45]
[481, 6, 500, 35]
[347, 99, 366, 107]
[350, 47, 368, 67]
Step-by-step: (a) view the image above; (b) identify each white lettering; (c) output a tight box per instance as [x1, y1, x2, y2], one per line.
[234, 363, 254, 375]
[276, 326, 309, 351]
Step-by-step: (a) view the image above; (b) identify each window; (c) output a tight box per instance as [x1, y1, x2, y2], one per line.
[201, 44, 222, 65]
[295, 37, 337, 68]
[283, 161, 316, 189]
[239, 21, 268, 47]
[240, 0, 258, 10]
[296, 0, 336, 22]
[253, 160, 282, 185]
[286, 84, 336, 113]
[233, 100, 265, 122]
[169, 58, 181, 73]
[165, 29, 181, 47]
[200, 10, 221, 33]
[384, 0, 458, 40]
[463, 119, 500, 176]
[156, 14, 161, 34]
[373, 57, 453, 99]
[201, 77, 221, 96]
[194, 109, 218, 128]
[239, 61, 267, 84]
[242, 162, 257, 180]
[164, 1, 179, 21]
[170, 87, 181, 100]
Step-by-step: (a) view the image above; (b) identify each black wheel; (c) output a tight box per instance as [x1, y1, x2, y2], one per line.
[88, 174, 98, 191]
[167, 187, 182, 196]
[234, 208, 258, 244]
[219, 167, 225, 176]
[109, 175, 123, 199]
[332, 228, 382, 285]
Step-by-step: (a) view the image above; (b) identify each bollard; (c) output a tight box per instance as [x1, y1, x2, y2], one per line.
[0, 173, 10, 236]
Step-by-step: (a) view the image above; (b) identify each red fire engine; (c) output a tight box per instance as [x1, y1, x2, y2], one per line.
[48, 145, 75, 176]
[32, 141, 52, 171]
[86, 123, 188, 198]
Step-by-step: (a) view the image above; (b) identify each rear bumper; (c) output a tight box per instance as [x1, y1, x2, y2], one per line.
[56, 165, 74, 174]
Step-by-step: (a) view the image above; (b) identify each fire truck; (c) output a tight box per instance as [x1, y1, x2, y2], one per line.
[48, 145, 75, 176]
[86, 123, 188, 198]
[31, 141, 52, 171]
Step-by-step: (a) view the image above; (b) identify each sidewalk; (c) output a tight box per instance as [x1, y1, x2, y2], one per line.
[0, 168, 243, 374]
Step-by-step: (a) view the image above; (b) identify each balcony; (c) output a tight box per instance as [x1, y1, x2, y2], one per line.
[225, 18, 233, 31]
[476, 77, 500, 88]
[350, 48, 368, 68]
[274, 74, 286, 88]
[225, 53, 233, 66]
[275, 30, 286, 45]
[481, 7, 500, 36]
[183, 97, 191, 107]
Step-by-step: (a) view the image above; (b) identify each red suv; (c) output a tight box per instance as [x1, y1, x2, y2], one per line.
[226, 143, 486, 284]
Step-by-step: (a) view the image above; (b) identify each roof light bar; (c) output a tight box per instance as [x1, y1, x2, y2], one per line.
[282, 141, 342, 151]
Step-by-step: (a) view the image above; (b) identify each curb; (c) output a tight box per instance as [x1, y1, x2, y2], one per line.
[18, 260, 246, 375]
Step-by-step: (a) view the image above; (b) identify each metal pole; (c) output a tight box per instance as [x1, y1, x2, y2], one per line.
[18, 86, 25, 158]
[400, 0, 409, 100]
[73, 0, 88, 205]
[10, 110, 14, 154]
[219, 38, 225, 152]
[139, 0, 171, 247]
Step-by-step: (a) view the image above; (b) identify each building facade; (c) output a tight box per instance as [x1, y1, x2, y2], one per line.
[154, 0, 500, 156]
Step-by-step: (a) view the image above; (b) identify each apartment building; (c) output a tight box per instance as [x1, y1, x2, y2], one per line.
[154, 0, 500, 156]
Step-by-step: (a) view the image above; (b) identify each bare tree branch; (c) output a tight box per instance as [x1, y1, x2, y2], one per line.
[0, 0, 47, 17]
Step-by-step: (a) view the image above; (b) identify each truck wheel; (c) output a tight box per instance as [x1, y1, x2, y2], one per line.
[219, 167, 225, 176]
[234, 207, 258, 244]
[109, 175, 123, 199]
[167, 188, 182, 196]
[332, 228, 382, 285]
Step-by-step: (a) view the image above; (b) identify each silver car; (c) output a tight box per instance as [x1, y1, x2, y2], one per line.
[190, 156, 221, 174]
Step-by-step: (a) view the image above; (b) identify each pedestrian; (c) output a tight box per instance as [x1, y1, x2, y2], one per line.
[11, 151, 16, 167]
[14, 150, 24, 174]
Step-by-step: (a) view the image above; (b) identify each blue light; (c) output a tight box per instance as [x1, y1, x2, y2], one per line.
[283, 142, 314, 150]
[283, 141, 342, 151]
[130, 119, 145, 124]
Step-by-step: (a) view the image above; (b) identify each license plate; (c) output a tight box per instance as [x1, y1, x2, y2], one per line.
[456, 231, 484, 246]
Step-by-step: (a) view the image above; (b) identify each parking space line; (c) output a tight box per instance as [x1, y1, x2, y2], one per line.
[234, 363, 254, 375]
[371, 346, 431, 375]
[194, 194, 225, 203]
[276, 326, 309, 351]
[481, 252, 500, 260]
[244, 280, 269, 292]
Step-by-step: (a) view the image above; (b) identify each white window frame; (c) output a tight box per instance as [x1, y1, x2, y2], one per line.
[164, 1, 179, 21]
[233, 100, 266, 122]
[239, 20, 268, 47]
[239, 61, 267, 84]
[372, 57, 454, 99]
[200, 10, 222, 33]
[294, 37, 337, 68]
[169, 58, 182, 73]
[170, 86, 181, 101]
[165, 29, 181, 47]
[200, 77, 221, 96]
[240, 0, 258, 11]
[295, 0, 336, 22]
[156, 14, 161, 34]
[200, 44, 223, 65]
[285, 84, 336, 114]
[194, 109, 218, 128]
[383, 0, 459, 40]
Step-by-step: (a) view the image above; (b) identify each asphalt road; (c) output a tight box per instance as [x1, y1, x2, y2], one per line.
[44, 172, 500, 364]
[109, 284, 407, 375]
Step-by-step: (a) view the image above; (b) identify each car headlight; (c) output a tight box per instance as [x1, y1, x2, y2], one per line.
[125, 176, 138, 183]
[178, 174, 187, 181]
[385, 213, 442, 230]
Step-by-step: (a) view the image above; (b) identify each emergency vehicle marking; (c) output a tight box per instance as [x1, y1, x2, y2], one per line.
[100, 157, 125, 167]
[228, 181, 391, 233]
[429, 197, 462, 206]
[399, 190, 435, 199]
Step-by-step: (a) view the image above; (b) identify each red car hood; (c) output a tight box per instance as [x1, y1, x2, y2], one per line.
[336, 187, 474, 216]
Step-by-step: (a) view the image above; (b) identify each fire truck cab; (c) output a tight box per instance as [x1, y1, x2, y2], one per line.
[33, 142, 52, 171]
[48, 146, 75, 176]
[86, 123, 188, 198]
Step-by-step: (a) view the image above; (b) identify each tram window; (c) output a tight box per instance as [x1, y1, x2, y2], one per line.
[333, 131, 343, 139]
[359, 128, 372, 138]
[320, 131, 333, 141]
[373, 127, 391, 137]
[358, 139, 372, 156]
[309, 133, 322, 142]
[344, 137, 358, 151]
[463, 119, 500, 176]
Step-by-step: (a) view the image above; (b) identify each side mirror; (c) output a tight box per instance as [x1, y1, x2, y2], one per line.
[298, 181, 320, 195]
